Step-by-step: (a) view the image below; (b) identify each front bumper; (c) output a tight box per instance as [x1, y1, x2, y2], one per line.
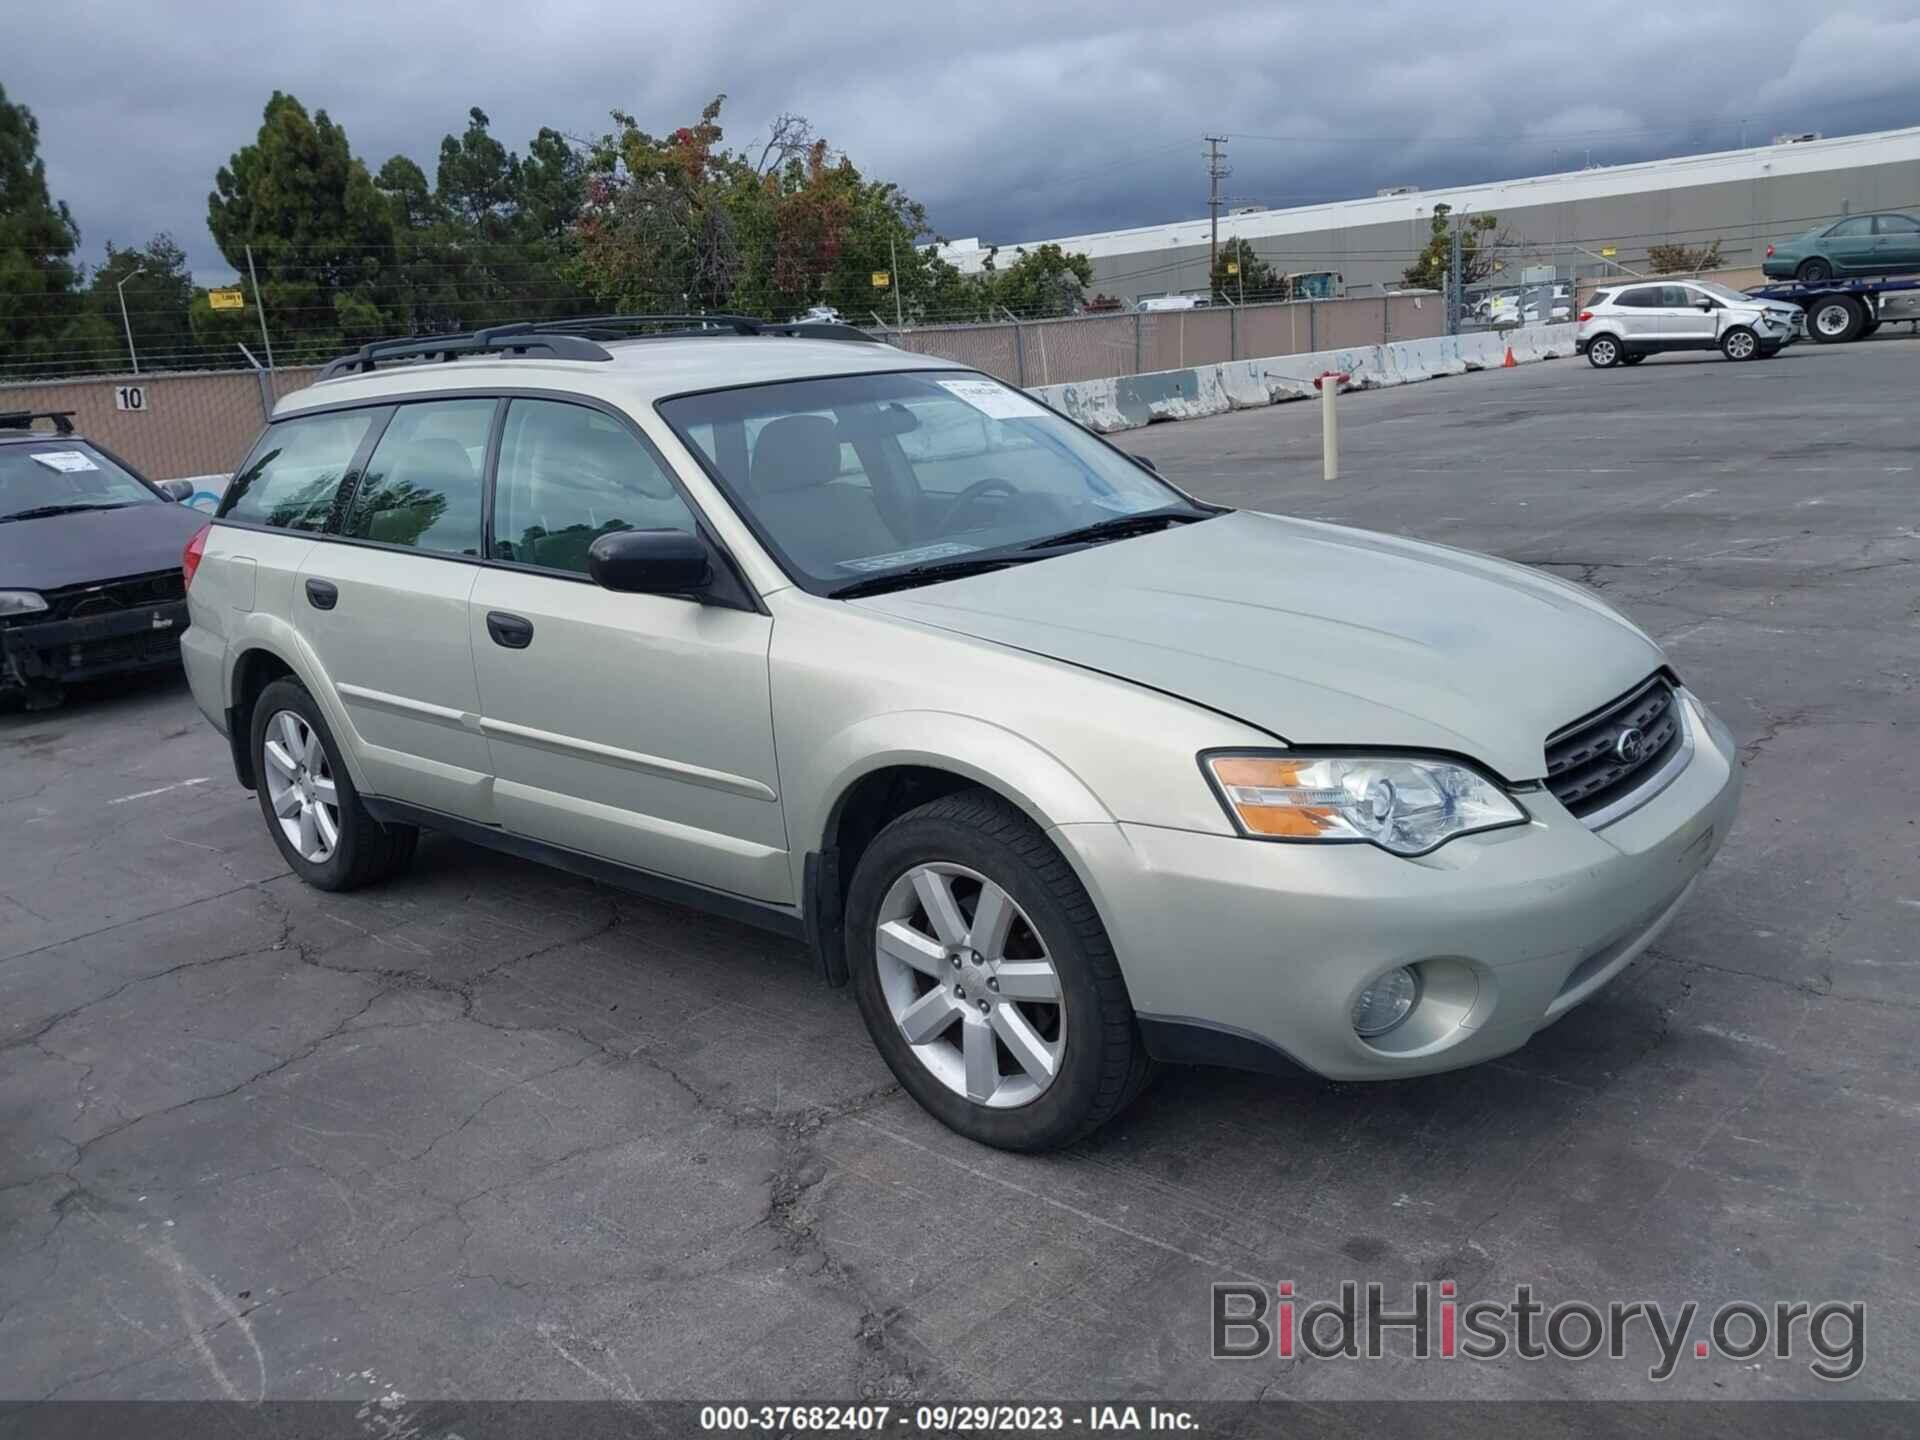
[1055, 691, 1741, 1081]
[1, 600, 188, 690]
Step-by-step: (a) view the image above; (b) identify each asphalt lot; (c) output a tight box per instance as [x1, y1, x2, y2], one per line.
[3, 334, 1917, 1405]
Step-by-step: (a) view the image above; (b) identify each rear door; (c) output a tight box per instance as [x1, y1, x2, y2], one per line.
[1873, 214, 1920, 269]
[1824, 216, 1877, 273]
[467, 397, 789, 902]
[1610, 285, 1665, 343]
[294, 396, 499, 819]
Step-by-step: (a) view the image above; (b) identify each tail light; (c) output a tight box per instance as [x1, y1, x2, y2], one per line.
[182, 521, 210, 590]
[1577, 310, 1593, 323]
[1765, 244, 1775, 257]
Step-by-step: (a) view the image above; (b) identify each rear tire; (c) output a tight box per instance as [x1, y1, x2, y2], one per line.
[1797, 257, 1832, 283]
[1807, 295, 1864, 344]
[251, 678, 418, 891]
[1720, 326, 1760, 361]
[845, 788, 1152, 1151]
[1585, 334, 1623, 368]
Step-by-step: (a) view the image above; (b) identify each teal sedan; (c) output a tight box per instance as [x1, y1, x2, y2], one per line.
[1763, 212, 1920, 280]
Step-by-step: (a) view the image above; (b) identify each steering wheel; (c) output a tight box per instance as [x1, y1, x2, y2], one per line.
[939, 477, 1019, 533]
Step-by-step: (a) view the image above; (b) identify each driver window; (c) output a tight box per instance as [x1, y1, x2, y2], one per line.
[1660, 285, 1697, 308]
[491, 400, 698, 575]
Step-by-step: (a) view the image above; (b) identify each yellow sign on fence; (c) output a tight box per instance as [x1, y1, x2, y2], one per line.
[871, 271, 891, 289]
[208, 289, 247, 310]
[1599, 246, 1617, 258]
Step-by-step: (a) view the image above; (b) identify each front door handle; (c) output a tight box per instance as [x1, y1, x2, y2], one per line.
[486, 611, 535, 649]
[304, 578, 338, 610]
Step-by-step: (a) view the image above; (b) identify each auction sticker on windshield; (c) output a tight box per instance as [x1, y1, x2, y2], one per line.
[839, 541, 982, 573]
[28, 451, 101, 474]
[936, 378, 1051, 421]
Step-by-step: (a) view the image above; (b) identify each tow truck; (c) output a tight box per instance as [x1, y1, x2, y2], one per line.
[1744, 274, 1920, 344]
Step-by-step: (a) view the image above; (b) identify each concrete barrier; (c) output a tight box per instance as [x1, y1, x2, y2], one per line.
[1035, 324, 1577, 433]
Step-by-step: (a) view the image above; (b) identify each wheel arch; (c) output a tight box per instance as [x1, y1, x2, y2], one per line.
[221, 617, 370, 793]
[796, 713, 1115, 985]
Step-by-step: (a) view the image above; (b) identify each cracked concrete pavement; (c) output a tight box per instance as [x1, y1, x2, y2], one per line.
[2, 335, 1916, 1403]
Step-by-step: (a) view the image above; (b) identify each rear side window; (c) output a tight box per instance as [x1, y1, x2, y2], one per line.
[1586, 289, 1615, 307]
[1827, 217, 1873, 237]
[1876, 215, 1920, 235]
[1613, 288, 1659, 308]
[220, 410, 379, 531]
[342, 399, 495, 556]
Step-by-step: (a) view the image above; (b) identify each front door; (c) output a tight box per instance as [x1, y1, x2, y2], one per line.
[1660, 285, 1716, 346]
[294, 396, 497, 819]
[1874, 214, 1920, 269]
[467, 397, 790, 903]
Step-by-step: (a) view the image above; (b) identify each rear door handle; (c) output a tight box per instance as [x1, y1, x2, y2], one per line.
[304, 578, 338, 611]
[486, 611, 535, 649]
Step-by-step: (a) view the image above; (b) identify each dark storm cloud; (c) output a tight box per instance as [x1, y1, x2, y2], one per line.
[14, 0, 1920, 280]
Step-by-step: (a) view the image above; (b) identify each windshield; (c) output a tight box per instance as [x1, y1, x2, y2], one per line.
[658, 370, 1204, 593]
[1695, 281, 1753, 304]
[0, 442, 157, 522]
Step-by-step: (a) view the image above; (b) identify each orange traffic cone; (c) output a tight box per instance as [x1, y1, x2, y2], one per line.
[1502, 343, 1518, 368]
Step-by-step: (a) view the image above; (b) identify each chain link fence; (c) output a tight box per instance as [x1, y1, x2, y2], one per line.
[2, 293, 1441, 482]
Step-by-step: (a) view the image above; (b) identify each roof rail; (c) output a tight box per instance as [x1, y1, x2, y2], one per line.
[758, 321, 882, 343]
[316, 324, 614, 382]
[0, 409, 78, 436]
[537, 313, 765, 339]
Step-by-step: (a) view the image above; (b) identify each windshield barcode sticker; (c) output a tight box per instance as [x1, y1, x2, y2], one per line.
[935, 378, 1050, 421]
[839, 541, 981, 573]
[29, 451, 101, 474]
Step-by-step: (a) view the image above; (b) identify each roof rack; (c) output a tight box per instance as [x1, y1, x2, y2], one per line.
[0, 410, 77, 436]
[316, 324, 615, 381]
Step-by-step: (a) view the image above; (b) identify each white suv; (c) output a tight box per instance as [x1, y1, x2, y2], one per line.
[179, 316, 1739, 1150]
[1578, 280, 1800, 367]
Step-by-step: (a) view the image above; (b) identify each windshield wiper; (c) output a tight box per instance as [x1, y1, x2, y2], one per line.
[829, 554, 1049, 599]
[0, 502, 133, 524]
[1022, 507, 1214, 551]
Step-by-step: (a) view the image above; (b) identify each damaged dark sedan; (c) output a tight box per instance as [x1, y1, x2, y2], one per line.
[1, 411, 204, 709]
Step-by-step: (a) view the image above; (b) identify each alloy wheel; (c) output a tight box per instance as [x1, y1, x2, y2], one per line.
[1725, 330, 1756, 359]
[874, 862, 1065, 1108]
[261, 708, 341, 863]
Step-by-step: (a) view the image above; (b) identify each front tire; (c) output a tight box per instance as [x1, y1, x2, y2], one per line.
[845, 789, 1151, 1151]
[1585, 334, 1623, 368]
[1721, 326, 1760, 361]
[251, 678, 418, 891]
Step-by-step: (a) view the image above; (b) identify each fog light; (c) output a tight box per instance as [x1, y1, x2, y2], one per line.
[1352, 967, 1418, 1038]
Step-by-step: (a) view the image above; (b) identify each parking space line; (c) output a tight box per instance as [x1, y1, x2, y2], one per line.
[108, 778, 211, 805]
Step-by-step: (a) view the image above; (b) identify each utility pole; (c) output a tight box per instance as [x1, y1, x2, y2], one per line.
[116, 266, 147, 374]
[1204, 136, 1231, 285]
[245, 244, 275, 371]
[1448, 216, 1463, 336]
[889, 234, 904, 330]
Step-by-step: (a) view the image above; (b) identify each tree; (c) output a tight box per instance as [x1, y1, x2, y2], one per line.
[1647, 239, 1724, 274]
[208, 92, 400, 357]
[0, 82, 89, 369]
[1401, 203, 1509, 292]
[88, 234, 195, 368]
[1210, 238, 1279, 302]
[983, 243, 1092, 318]
[437, 107, 519, 230]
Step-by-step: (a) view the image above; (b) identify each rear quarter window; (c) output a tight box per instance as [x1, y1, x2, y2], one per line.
[220, 410, 381, 531]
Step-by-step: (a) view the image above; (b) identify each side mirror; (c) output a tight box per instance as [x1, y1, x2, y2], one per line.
[588, 528, 712, 596]
[156, 479, 195, 503]
[1697, 299, 1716, 311]
[1134, 454, 1160, 473]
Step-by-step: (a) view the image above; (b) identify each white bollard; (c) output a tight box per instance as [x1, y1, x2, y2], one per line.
[1316, 371, 1349, 481]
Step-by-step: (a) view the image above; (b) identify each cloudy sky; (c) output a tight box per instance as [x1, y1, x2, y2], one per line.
[14, 0, 1920, 281]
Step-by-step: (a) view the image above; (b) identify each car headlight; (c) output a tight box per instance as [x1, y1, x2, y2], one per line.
[0, 590, 49, 618]
[1202, 751, 1527, 857]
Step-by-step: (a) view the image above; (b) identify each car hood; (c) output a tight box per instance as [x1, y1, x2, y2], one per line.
[0, 502, 205, 593]
[853, 511, 1667, 781]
